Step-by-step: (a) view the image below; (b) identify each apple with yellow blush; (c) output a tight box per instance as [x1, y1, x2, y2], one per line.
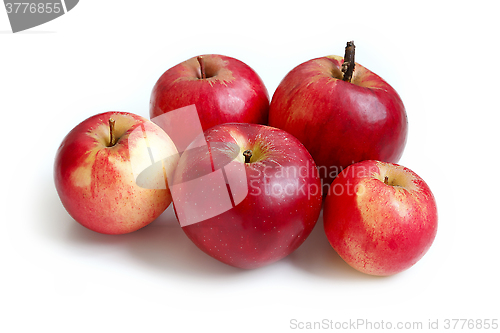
[54, 111, 179, 234]
[323, 160, 438, 276]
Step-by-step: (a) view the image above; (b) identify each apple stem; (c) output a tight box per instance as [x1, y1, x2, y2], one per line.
[197, 56, 206, 79]
[243, 150, 252, 163]
[342, 41, 356, 83]
[384, 176, 389, 185]
[109, 118, 116, 147]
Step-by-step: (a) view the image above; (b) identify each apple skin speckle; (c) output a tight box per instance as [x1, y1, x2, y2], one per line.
[173, 123, 322, 269]
[324, 160, 438, 276]
[54, 112, 179, 235]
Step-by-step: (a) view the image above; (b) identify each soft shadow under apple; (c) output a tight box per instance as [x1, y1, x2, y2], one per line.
[123, 208, 247, 278]
[287, 213, 377, 281]
[38, 176, 245, 278]
[40, 176, 374, 280]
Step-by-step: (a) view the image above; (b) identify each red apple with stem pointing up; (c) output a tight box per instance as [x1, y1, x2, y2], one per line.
[269, 41, 408, 189]
[169, 123, 322, 269]
[323, 160, 438, 276]
[54, 112, 179, 234]
[150, 54, 270, 133]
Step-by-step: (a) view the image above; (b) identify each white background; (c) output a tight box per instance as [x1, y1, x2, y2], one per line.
[1, 1, 499, 332]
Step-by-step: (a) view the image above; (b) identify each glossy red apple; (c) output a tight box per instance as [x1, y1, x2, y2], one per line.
[150, 54, 270, 133]
[54, 111, 179, 234]
[170, 123, 322, 269]
[269, 41, 408, 188]
[323, 160, 438, 276]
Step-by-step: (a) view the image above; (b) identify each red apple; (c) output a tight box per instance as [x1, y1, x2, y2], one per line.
[170, 123, 322, 269]
[269, 41, 408, 188]
[54, 111, 179, 234]
[150, 54, 270, 133]
[323, 160, 438, 276]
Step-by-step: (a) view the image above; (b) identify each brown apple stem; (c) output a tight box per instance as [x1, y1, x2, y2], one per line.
[342, 41, 356, 83]
[384, 176, 389, 185]
[109, 118, 116, 147]
[197, 56, 206, 79]
[243, 150, 252, 163]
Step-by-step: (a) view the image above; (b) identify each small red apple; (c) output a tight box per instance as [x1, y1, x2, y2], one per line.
[323, 160, 438, 276]
[170, 123, 322, 269]
[269, 41, 408, 187]
[150, 54, 270, 133]
[54, 112, 179, 234]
